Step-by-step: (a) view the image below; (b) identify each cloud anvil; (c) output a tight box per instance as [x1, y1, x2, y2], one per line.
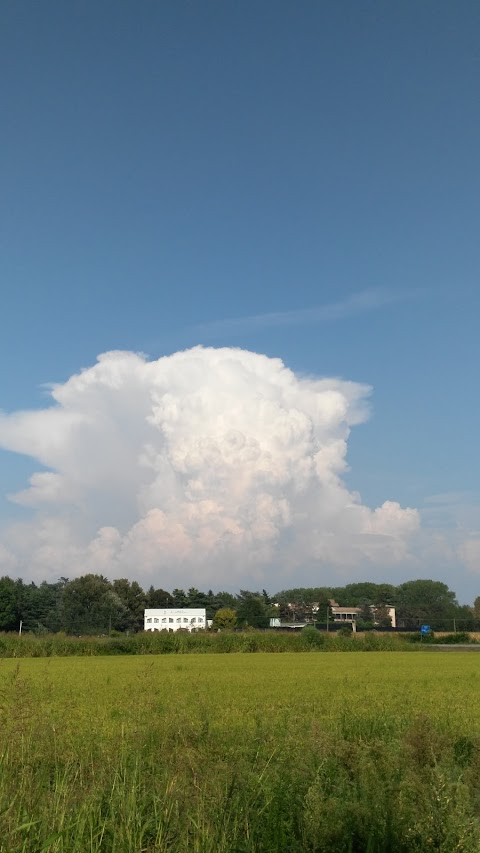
[0, 347, 419, 587]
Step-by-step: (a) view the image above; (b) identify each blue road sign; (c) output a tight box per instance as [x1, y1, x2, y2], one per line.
[420, 625, 431, 635]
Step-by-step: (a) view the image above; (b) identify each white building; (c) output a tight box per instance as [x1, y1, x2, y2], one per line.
[144, 608, 207, 632]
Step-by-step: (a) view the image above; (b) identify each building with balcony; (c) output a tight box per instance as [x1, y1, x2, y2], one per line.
[330, 603, 396, 628]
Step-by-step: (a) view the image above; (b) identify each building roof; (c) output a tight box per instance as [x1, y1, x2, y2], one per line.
[331, 606, 361, 614]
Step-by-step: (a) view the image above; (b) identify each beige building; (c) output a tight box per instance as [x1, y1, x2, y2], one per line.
[331, 606, 362, 623]
[330, 602, 396, 628]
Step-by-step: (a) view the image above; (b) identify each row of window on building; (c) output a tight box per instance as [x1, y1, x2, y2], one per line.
[146, 616, 204, 624]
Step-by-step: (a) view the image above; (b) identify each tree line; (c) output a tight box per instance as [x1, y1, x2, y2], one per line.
[0, 575, 272, 634]
[275, 580, 478, 631]
[0, 574, 477, 634]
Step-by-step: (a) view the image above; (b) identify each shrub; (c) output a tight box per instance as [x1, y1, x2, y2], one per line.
[405, 631, 435, 644]
[434, 632, 472, 645]
[300, 626, 327, 650]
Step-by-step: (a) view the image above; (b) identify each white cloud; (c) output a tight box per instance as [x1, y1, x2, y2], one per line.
[457, 538, 480, 573]
[0, 346, 421, 589]
[0, 543, 17, 574]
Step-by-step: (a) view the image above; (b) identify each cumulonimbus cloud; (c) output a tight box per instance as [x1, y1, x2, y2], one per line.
[0, 347, 420, 589]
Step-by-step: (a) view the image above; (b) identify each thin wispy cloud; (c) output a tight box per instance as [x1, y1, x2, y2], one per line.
[195, 287, 403, 339]
[424, 492, 479, 507]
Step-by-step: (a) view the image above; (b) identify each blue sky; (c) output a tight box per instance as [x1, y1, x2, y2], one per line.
[1, 1, 479, 599]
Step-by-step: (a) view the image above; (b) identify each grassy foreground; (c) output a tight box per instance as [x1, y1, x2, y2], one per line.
[1, 652, 480, 852]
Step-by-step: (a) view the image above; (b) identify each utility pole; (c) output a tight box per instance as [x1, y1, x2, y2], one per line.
[19, 620, 22, 636]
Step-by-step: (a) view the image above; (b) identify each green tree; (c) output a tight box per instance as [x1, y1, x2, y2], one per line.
[357, 600, 375, 628]
[17, 578, 69, 634]
[112, 579, 146, 631]
[236, 593, 270, 629]
[212, 607, 237, 630]
[331, 583, 396, 607]
[373, 604, 392, 628]
[395, 580, 459, 629]
[213, 591, 239, 610]
[62, 574, 124, 634]
[38, 580, 68, 632]
[172, 588, 188, 607]
[146, 586, 173, 608]
[473, 597, 480, 620]
[274, 587, 332, 606]
[454, 603, 476, 630]
[272, 588, 332, 623]
[0, 576, 20, 631]
[18, 581, 44, 632]
[186, 587, 210, 609]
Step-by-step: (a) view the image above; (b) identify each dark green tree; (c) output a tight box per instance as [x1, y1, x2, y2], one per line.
[236, 593, 270, 629]
[146, 587, 174, 608]
[331, 583, 396, 607]
[272, 588, 331, 623]
[212, 591, 238, 611]
[172, 588, 188, 607]
[357, 600, 375, 627]
[112, 579, 146, 631]
[186, 587, 209, 608]
[394, 580, 459, 629]
[373, 604, 392, 628]
[274, 587, 332, 606]
[0, 576, 20, 631]
[17, 581, 43, 632]
[61, 574, 124, 634]
[39, 580, 68, 632]
[473, 596, 480, 620]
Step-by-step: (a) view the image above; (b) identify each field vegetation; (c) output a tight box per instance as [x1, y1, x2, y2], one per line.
[0, 627, 476, 659]
[1, 652, 480, 851]
[0, 629, 415, 658]
[0, 627, 478, 658]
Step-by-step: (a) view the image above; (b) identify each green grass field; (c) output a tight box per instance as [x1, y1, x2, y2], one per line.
[1, 652, 480, 852]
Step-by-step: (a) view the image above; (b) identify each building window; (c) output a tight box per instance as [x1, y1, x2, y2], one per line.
[154, 618, 159, 623]
[183, 618, 189, 623]
[146, 618, 152, 623]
